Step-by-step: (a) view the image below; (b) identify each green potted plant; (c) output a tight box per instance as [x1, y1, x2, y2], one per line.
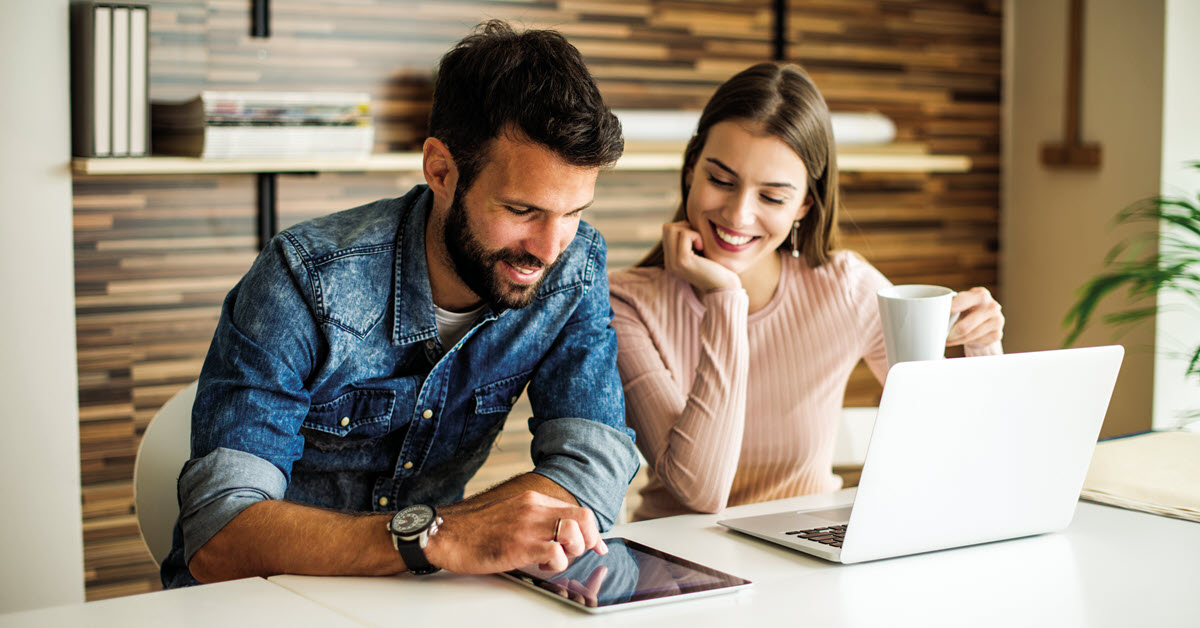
[1063, 162, 1200, 418]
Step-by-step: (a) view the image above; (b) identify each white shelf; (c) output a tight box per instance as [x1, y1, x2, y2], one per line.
[838, 152, 970, 172]
[72, 149, 971, 176]
[72, 153, 423, 175]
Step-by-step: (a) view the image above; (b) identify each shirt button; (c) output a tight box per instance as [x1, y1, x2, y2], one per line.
[403, 461, 413, 470]
[425, 340, 435, 350]
[422, 409, 433, 419]
[340, 417, 350, 427]
[378, 497, 388, 507]
[510, 396, 517, 404]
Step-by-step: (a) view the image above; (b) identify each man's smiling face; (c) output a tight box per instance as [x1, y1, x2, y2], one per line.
[442, 132, 598, 310]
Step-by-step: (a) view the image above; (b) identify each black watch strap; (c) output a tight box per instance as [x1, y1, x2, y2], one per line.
[396, 540, 439, 575]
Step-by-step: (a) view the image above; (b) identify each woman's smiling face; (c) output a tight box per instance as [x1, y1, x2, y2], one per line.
[685, 119, 813, 276]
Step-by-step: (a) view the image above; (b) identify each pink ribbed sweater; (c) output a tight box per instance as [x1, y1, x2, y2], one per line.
[609, 250, 999, 520]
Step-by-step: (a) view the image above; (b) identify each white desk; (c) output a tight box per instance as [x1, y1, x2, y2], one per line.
[269, 489, 1200, 627]
[0, 577, 363, 628]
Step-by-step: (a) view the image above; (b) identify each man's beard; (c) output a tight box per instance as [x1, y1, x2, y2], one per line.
[442, 195, 558, 310]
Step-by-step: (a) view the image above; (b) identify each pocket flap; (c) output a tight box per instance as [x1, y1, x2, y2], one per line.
[304, 388, 395, 438]
[473, 370, 532, 415]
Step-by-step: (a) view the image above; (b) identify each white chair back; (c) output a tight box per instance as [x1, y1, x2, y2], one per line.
[834, 407, 878, 467]
[133, 381, 197, 567]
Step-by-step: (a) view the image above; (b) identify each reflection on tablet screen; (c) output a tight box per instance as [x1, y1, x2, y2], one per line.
[506, 538, 750, 609]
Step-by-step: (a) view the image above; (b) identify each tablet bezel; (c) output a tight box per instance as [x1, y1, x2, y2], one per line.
[498, 537, 752, 614]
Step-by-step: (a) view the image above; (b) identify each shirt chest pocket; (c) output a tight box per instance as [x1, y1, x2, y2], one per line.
[474, 370, 533, 414]
[302, 388, 396, 450]
[458, 370, 533, 452]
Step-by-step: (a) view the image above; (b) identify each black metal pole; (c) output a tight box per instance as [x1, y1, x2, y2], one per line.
[251, 0, 270, 38]
[256, 173, 278, 250]
[773, 0, 787, 61]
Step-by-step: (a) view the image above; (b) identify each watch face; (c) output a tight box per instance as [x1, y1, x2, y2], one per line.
[391, 505, 435, 535]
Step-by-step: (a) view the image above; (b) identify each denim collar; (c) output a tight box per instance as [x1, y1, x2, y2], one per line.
[392, 187, 440, 347]
[391, 186, 503, 347]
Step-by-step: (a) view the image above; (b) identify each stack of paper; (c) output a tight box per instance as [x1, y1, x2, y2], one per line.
[1081, 431, 1200, 523]
[151, 91, 374, 159]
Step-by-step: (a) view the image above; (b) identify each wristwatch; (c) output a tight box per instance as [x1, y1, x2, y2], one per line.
[387, 504, 442, 575]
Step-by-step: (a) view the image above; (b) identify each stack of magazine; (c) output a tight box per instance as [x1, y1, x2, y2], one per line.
[151, 91, 374, 159]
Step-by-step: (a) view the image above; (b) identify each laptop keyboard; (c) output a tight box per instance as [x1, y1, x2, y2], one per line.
[785, 524, 846, 547]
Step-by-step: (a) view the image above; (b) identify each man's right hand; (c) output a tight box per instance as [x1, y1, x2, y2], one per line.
[423, 490, 606, 574]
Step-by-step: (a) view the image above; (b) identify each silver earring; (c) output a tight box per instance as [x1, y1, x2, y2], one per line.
[790, 220, 801, 258]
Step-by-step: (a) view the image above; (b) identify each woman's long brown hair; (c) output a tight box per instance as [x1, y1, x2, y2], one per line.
[638, 62, 840, 269]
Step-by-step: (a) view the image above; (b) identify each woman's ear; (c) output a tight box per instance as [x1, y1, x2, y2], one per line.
[796, 191, 815, 221]
[422, 137, 457, 207]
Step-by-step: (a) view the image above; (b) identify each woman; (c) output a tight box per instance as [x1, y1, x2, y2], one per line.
[609, 62, 1004, 520]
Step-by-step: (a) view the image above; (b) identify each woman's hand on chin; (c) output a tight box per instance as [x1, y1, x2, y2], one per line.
[661, 221, 742, 293]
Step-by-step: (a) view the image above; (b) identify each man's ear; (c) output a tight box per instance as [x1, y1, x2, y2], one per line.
[423, 137, 456, 207]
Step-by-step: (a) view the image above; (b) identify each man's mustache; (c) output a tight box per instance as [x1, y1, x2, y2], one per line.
[493, 249, 554, 270]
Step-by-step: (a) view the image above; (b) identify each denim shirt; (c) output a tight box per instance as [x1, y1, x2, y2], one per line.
[161, 185, 639, 588]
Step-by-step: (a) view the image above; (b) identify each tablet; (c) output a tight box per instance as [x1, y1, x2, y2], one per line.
[499, 537, 752, 614]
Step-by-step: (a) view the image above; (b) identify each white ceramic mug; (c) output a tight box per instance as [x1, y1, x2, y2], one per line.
[876, 284, 958, 371]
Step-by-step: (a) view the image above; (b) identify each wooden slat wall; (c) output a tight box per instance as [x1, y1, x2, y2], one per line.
[789, 0, 1002, 402]
[75, 173, 255, 598]
[72, 0, 999, 600]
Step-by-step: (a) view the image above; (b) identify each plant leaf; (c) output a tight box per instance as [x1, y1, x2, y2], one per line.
[1101, 306, 1159, 327]
[1187, 344, 1200, 379]
[1062, 179, 1200, 351]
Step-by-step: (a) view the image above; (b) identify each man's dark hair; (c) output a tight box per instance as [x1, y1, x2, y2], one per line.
[429, 20, 624, 191]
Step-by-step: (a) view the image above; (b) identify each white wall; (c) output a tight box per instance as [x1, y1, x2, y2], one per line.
[1003, 0, 1165, 437]
[1152, 0, 1200, 429]
[0, 0, 86, 612]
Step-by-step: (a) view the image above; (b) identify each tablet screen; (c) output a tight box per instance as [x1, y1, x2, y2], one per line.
[504, 538, 751, 611]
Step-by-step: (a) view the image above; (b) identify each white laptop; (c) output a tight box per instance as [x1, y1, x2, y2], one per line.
[719, 346, 1124, 564]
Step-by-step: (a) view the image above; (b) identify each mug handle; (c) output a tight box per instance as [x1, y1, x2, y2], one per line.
[947, 291, 960, 335]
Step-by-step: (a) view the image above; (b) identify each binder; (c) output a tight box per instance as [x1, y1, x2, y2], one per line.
[70, 2, 150, 158]
[111, 6, 130, 156]
[129, 6, 149, 156]
[70, 2, 112, 157]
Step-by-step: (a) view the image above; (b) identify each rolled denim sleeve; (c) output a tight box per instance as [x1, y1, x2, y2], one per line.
[177, 234, 318, 561]
[177, 447, 287, 562]
[526, 228, 639, 530]
[530, 418, 639, 531]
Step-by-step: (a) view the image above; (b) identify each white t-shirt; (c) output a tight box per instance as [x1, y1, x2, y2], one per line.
[434, 304, 486, 349]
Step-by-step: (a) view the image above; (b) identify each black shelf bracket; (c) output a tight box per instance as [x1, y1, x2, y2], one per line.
[256, 173, 277, 250]
[251, 0, 270, 38]
[773, 0, 787, 60]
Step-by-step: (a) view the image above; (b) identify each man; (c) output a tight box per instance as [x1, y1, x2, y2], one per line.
[161, 20, 638, 587]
